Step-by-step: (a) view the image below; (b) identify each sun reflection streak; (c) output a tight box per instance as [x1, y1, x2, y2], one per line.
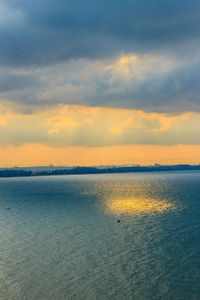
[107, 197, 174, 215]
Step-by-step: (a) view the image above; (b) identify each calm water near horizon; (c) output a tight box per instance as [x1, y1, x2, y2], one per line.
[0, 171, 199, 299]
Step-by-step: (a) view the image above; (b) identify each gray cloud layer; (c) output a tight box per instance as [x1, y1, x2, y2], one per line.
[0, 0, 200, 112]
[1, 0, 200, 66]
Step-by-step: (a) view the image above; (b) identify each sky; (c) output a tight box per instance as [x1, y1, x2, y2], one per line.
[0, 0, 200, 167]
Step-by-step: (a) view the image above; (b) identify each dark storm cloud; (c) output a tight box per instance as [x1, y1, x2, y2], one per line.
[2, 56, 200, 113]
[0, 0, 200, 113]
[1, 0, 200, 66]
[89, 61, 200, 112]
[0, 70, 41, 92]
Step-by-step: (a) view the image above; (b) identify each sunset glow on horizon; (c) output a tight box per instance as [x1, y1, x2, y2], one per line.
[0, 101, 199, 167]
[0, 143, 200, 168]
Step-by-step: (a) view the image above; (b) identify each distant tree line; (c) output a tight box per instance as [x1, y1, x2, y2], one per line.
[0, 169, 32, 177]
[0, 164, 200, 177]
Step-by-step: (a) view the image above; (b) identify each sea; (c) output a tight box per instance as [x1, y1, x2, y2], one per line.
[0, 171, 199, 300]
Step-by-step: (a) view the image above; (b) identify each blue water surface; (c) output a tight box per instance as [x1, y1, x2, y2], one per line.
[0, 171, 199, 299]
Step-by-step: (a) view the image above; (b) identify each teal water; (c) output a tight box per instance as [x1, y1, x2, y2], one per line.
[0, 171, 199, 300]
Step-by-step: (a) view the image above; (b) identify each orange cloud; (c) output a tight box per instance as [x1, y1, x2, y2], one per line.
[110, 117, 143, 134]
[47, 128, 60, 135]
[0, 102, 199, 148]
[83, 118, 93, 124]
[138, 110, 190, 132]
[47, 116, 79, 128]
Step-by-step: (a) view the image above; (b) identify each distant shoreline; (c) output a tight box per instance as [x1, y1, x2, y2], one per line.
[0, 164, 200, 178]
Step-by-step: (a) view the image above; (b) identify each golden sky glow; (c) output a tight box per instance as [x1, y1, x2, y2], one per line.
[0, 100, 200, 166]
[1, 143, 200, 167]
[0, 102, 197, 146]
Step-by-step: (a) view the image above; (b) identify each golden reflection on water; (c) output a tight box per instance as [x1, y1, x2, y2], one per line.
[107, 197, 174, 215]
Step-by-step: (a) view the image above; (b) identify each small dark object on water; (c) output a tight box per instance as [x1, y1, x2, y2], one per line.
[117, 219, 120, 223]
[6, 208, 10, 210]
